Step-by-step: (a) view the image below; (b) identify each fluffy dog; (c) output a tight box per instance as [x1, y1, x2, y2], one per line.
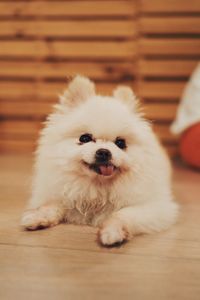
[21, 76, 178, 246]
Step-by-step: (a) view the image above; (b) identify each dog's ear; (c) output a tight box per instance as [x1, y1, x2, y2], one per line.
[59, 75, 95, 107]
[113, 86, 139, 112]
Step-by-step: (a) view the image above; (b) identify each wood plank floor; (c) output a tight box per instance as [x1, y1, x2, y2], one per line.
[0, 154, 200, 300]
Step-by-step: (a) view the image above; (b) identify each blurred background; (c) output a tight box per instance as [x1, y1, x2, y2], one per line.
[0, 0, 200, 157]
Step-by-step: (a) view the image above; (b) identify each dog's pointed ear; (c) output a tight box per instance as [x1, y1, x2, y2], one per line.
[113, 86, 139, 112]
[59, 75, 95, 108]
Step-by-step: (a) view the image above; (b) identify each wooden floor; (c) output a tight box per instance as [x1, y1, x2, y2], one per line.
[0, 154, 200, 300]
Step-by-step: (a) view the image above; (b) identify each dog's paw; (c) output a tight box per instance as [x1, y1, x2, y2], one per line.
[99, 221, 128, 246]
[21, 206, 62, 230]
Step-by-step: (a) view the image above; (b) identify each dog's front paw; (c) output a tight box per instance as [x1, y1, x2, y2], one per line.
[99, 220, 128, 246]
[21, 205, 62, 230]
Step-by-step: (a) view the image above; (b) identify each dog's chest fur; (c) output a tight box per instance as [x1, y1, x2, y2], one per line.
[62, 178, 119, 225]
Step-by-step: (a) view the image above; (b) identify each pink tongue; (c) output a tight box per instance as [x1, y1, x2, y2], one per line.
[99, 165, 114, 176]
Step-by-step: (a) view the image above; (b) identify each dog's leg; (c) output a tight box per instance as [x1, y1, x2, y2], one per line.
[21, 202, 65, 230]
[99, 201, 178, 246]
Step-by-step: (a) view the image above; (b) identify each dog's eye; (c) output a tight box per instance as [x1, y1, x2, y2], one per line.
[115, 138, 126, 149]
[79, 133, 93, 143]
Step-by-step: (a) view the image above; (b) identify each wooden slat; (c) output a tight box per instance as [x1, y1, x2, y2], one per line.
[0, 81, 136, 118]
[144, 103, 177, 121]
[0, 120, 40, 138]
[140, 17, 200, 34]
[138, 81, 185, 100]
[0, 61, 134, 81]
[0, 82, 38, 99]
[141, 38, 200, 56]
[0, 138, 35, 153]
[0, 100, 57, 117]
[0, 1, 136, 17]
[38, 81, 134, 101]
[0, 100, 177, 122]
[0, 81, 178, 121]
[0, 41, 136, 59]
[165, 144, 179, 157]
[152, 123, 178, 143]
[0, 81, 134, 101]
[0, 20, 136, 38]
[139, 59, 198, 77]
[141, 0, 200, 13]
[0, 101, 38, 117]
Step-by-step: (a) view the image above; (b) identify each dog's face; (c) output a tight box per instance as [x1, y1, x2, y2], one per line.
[45, 76, 152, 182]
[66, 97, 136, 179]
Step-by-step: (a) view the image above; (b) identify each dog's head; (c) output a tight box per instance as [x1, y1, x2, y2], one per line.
[43, 76, 152, 182]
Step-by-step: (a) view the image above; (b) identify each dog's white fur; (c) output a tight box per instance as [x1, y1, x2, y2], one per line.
[21, 76, 178, 245]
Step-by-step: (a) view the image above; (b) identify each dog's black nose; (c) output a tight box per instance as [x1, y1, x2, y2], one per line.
[95, 148, 112, 162]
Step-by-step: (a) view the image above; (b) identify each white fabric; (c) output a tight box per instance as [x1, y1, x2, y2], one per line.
[171, 63, 200, 135]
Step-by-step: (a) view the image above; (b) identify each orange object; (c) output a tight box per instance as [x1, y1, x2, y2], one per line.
[180, 122, 200, 168]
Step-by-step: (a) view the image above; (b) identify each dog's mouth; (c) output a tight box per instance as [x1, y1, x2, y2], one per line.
[83, 162, 116, 177]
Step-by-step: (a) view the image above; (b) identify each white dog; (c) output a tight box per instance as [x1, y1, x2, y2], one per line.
[21, 76, 178, 246]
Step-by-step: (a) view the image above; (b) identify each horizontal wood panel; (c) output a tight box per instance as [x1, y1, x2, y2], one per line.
[0, 20, 136, 38]
[152, 124, 177, 143]
[140, 17, 200, 34]
[0, 81, 134, 101]
[0, 61, 135, 80]
[0, 81, 40, 99]
[0, 101, 38, 116]
[0, 138, 35, 153]
[144, 103, 177, 121]
[0, 101, 58, 117]
[0, 100, 176, 122]
[141, 38, 200, 56]
[139, 81, 185, 100]
[139, 59, 198, 77]
[141, 0, 200, 13]
[0, 1, 136, 17]
[0, 41, 136, 59]
[165, 144, 178, 157]
[0, 120, 41, 138]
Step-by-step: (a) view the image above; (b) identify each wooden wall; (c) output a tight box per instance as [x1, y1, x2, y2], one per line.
[138, 0, 200, 157]
[0, 0, 200, 156]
